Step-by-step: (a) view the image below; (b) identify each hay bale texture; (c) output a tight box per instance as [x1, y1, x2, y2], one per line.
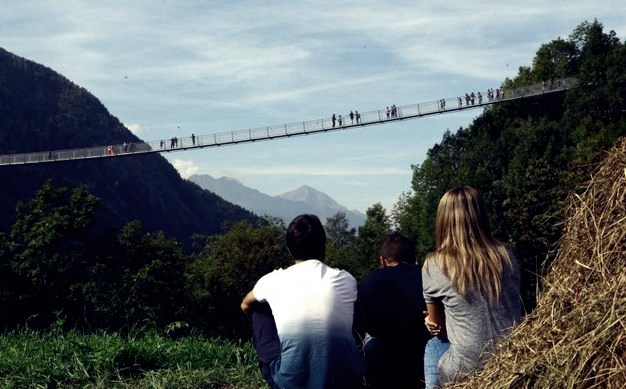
[449, 137, 626, 388]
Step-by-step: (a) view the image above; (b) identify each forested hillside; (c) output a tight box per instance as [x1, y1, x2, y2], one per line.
[392, 20, 626, 310]
[0, 47, 256, 248]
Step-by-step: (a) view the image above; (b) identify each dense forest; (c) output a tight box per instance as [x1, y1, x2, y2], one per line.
[0, 20, 624, 341]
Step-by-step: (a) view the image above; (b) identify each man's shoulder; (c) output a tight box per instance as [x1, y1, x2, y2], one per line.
[328, 266, 358, 288]
[366, 263, 421, 278]
[313, 260, 357, 280]
[255, 266, 292, 288]
[360, 264, 422, 289]
[273, 260, 356, 283]
[359, 268, 385, 284]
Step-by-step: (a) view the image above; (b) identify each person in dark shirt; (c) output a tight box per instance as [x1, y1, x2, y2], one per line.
[354, 232, 429, 389]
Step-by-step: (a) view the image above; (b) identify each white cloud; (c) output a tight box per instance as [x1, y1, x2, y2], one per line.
[172, 159, 200, 179]
[125, 123, 144, 136]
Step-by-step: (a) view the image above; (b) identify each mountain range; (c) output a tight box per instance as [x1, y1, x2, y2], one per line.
[189, 174, 365, 228]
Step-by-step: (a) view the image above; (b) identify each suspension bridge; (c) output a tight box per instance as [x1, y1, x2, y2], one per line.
[0, 78, 577, 166]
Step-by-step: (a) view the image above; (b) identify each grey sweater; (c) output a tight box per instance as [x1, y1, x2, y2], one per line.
[422, 255, 521, 385]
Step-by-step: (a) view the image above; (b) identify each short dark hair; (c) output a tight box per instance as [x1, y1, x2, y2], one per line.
[286, 214, 326, 260]
[379, 232, 416, 264]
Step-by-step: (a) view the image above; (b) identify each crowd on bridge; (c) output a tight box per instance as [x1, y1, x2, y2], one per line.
[3, 78, 572, 166]
[155, 133, 197, 150]
[332, 110, 362, 128]
[335, 84, 516, 125]
[105, 141, 136, 155]
[241, 186, 520, 389]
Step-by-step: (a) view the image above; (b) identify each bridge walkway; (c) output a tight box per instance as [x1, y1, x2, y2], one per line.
[0, 78, 577, 166]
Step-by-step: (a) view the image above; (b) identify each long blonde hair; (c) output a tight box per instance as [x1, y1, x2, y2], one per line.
[429, 186, 512, 306]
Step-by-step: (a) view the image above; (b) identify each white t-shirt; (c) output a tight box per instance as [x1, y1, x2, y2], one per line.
[253, 259, 364, 389]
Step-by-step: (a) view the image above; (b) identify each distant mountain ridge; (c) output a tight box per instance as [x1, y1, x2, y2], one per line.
[279, 185, 335, 206]
[189, 175, 365, 228]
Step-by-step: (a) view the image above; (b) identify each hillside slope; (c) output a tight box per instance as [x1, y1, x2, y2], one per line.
[0, 48, 255, 245]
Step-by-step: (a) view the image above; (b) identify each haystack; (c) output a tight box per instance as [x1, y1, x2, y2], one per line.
[449, 136, 626, 388]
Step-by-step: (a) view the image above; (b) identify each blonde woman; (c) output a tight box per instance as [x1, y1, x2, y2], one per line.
[422, 186, 520, 386]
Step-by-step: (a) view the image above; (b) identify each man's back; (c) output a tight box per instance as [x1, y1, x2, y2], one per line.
[355, 262, 428, 389]
[356, 263, 425, 339]
[254, 259, 364, 389]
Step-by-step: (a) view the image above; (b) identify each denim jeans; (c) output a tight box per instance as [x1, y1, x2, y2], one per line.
[424, 336, 450, 389]
[250, 303, 281, 389]
[363, 335, 424, 388]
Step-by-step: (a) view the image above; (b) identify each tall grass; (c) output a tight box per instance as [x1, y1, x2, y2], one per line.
[0, 328, 266, 388]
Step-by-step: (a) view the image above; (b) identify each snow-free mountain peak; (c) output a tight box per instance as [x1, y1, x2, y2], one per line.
[189, 175, 365, 228]
[279, 185, 341, 209]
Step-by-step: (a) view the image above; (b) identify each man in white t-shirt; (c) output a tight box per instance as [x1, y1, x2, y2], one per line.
[241, 214, 364, 389]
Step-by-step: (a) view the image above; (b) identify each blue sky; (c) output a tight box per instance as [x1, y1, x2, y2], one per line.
[2, 1, 625, 213]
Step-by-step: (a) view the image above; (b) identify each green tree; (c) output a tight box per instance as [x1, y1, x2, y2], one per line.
[87, 221, 190, 331]
[351, 203, 391, 279]
[325, 212, 355, 249]
[0, 231, 24, 329]
[324, 212, 362, 278]
[186, 220, 290, 338]
[402, 128, 473, 260]
[7, 181, 99, 328]
[532, 38, 579, 81]
[391, 190, 434, 263]
[400, 20, 626, 312]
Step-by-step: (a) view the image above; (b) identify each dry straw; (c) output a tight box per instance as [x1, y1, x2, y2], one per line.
[448, 136, 626, 388]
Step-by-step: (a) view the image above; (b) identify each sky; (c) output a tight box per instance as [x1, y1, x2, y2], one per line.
[1, 1, 625, 213]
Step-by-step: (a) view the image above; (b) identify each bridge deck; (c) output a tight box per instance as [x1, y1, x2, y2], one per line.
[0, 78, 577, 166]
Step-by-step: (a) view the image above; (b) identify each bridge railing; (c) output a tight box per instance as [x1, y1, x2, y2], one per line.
[0, 77, 577, 165]
[187, 77, 576, 146]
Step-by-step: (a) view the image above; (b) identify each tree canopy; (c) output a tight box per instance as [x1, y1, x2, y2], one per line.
[393, 20, 626, 310]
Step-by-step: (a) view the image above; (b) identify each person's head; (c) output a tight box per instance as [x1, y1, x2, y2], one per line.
[435, 186, 494, 249]
[432, 186, 511, 305]
[286, 214, 326, 260]
[379, 232, 416, 267]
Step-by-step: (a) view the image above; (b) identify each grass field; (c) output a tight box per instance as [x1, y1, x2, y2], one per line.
[0, 328, 266, 388]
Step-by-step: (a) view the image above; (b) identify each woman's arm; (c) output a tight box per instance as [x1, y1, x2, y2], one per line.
[425, 302, 446, 336]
